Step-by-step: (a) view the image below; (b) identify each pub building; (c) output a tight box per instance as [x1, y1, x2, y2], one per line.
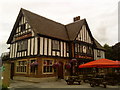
[7, 8, 105, 79]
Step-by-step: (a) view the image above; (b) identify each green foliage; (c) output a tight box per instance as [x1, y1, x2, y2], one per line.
[2, 84, 9, 90]
[103, 42, 120, 61]
[103, 44, 113, 60]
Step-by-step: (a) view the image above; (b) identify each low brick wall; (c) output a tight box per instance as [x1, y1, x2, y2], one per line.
[13, 76, 59, 83]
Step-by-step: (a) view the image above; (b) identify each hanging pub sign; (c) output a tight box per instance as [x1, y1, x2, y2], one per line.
[75, 55, 93, 59]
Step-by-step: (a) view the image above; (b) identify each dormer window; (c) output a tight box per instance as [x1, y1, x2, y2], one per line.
[52, 40, 60, 51]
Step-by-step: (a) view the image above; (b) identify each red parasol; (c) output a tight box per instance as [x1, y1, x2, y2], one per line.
[79, 58, 120, 68]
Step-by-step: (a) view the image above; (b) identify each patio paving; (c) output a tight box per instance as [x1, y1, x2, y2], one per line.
[9, 79, 120, 89]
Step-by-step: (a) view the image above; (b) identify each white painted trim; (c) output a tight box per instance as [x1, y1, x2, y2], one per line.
[64, 42, 66, 57]
[48, 39, 51, 56]
[61, 41, 63, 57]
[34, 37, 38, 55]
[27, 39, 30, 56]
[10, 45, 12, 58]
[42, 59, 54, 74]
[31, 38, 34, 55]
[12, 44, 15, 58]
[44, 38, 47, 55]
[40, 37, 43, 55]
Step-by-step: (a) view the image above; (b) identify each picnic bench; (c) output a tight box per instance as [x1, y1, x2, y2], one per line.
[65, 76, 81, 85]
[89, 77, 107, 88]
[82, 74, 94, 82]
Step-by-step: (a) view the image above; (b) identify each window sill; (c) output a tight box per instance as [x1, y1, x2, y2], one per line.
[42, 72, 54, 74]
[52, 49, 60, 51]
[15, 72, 27, 74]
[17, 50, 27, 52]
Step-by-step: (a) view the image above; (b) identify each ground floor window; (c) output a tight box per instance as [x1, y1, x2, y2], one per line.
[16, 60, 27, 73]
[30, 60, 38, 74]
[43, 60, 53, 73]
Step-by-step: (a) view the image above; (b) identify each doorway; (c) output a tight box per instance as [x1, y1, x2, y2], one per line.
[10, 62, 14, 80]
[58, 62, 64, 79]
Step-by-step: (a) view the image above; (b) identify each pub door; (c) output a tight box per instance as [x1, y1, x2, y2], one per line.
[11, 63, 14, 80]
[58, 62, 64, 79]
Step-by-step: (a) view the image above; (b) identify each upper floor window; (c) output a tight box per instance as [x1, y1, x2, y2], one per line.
[97, 50, 101, 57]
[75, 43, 78, 53]
[83, 46, 87, 53]
[17, 40, 28, 51]
[21, 24, 26, 31]
[66, 43, 69, 52]
[52, 40, 60, 50]
[75, 43, 82, 53]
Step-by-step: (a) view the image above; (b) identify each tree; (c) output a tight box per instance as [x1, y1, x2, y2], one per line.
[103, 42, 120, 61]
[103, 44, 113, 60]
[112, 42, 120, 61]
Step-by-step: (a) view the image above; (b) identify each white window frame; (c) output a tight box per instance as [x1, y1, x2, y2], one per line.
[42, 59, 54, 74]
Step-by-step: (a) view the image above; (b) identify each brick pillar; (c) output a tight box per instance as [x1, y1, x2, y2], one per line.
[2, 61, 11, 87]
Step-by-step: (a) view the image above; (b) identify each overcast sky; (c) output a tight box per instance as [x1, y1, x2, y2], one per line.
[0, 0, 119, 56]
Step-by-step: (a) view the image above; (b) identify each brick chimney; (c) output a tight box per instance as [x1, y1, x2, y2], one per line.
[73, 16, 80, 22]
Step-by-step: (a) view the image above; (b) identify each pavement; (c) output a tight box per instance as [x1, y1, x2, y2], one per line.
[9, 79, 120, 89]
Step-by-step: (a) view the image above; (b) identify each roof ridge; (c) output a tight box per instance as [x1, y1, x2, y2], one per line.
[64, 25, 70, 40]
[66, 19, 86, 26]
[21, 8, 65, 26]
[93, 38, 105, 50]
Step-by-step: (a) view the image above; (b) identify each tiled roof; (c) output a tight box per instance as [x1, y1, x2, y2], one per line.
[7, 8, 105, 50]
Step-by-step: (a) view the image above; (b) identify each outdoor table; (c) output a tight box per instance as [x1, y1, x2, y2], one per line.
[83, 74, 94, 82]
[65, 76, 81, 85]
[89, 78, 107, 88]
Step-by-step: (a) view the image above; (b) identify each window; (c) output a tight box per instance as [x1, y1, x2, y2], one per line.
[75, 43, 78, 53]
[83, 46, 87, 53]
[30, 60, 38, 73]
[52, 40, 60, 50]
[75, 43, 82, 54]
[66, 43, 69, 52]
[97, 50, 101, 57]
[77, 34, 81, 41]
[21, 24, 26, 31]
[16, 61, 27, 73]
[17, 40, 28, 51]
[79, 45, 83, 53]
[43, 60, 53, 73]
[88, 47, 93, 55]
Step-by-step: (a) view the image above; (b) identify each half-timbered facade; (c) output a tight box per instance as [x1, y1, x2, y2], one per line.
[7, 8, 105, 78]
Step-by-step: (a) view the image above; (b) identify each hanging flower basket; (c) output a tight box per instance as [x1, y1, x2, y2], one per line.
[30, 61, 38, 66]
[65, 63, 71, 69]
[70, 59, 77, 63]
[52, 63, 60, 68]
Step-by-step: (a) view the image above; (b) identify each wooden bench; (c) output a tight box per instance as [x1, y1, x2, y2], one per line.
[89, 78, 107, 88]
[65, 76, 81, 85]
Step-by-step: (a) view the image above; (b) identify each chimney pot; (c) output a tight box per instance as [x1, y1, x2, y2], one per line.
[73, 16, 80, 22]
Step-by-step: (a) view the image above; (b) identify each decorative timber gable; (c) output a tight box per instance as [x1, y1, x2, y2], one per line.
[12, 15, 35, 43]
[75, 25, 92, 44]
[7, 8, 105, 60]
